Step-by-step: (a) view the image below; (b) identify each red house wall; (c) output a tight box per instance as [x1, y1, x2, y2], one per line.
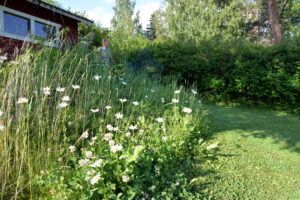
[0, 0, 79, 57]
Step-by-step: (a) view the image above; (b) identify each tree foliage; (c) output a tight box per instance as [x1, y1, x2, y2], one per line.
[111, 0, 135, 39]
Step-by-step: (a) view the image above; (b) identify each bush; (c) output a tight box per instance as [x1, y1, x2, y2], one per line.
[148, 37, 300, 112]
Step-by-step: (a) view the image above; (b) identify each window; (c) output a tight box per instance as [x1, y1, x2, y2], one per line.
[34, 21, 56, 40]
[0, 6, 61, 46]
[4, 12, 30, 37]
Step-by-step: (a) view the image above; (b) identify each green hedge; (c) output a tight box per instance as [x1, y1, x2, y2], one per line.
[147, 38, 300, 112]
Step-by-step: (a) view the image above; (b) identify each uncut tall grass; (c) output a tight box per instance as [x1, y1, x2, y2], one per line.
[0, 44, 207, 199]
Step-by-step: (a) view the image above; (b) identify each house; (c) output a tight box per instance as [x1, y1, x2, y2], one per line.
[0, 0, 93, 57]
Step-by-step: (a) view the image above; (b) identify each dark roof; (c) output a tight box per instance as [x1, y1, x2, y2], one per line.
[26, 0, 93, 25]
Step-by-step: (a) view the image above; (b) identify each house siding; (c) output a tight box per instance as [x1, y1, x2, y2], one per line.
[0, 0, 78, 57]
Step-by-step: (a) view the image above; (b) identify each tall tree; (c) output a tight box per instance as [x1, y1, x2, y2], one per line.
[111, 0, 135, 38]
[269, 0, 282, 44]
[133, 10, 143, 35]
[165, 0, 245, 43]
[151, 8, 168, 38]
[146, 14, 156, 40]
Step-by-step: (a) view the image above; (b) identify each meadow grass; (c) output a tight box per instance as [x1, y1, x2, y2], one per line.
[197, 102, 300, 199]
[0, 45, 209, 199]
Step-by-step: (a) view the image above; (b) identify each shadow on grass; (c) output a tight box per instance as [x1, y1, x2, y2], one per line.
[204, 102, 300, 153]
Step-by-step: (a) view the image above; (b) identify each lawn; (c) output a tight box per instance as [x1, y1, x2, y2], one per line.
[197, 102, 300, 199]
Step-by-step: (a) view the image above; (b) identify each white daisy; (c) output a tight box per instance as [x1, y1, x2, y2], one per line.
[92, 136, 97, 141]
[183, 107, 192, 114]
[17, 97, 28, 104]
[145, 95, 148, 98]
[56, 87, 65, 92]
[150, 89, 155, 93]
[128, 124, 137, 130]
[119, 99, 127, 103]
[115, 113, 123, 119]
[191, 89, 197, 94]
[79, 158, 89, 167]
[87, 170, 95, 176]
[0, 125, 4, 132]
[133, 101, 139, 106]
[139, 130, 144, 135]
[156, 118, 164, 123]
[161, 98, 165, 103]
[90, 173, 101, 185]
[33, 90, 38, 94]
[104, 133, 113, 141]
[105, 106, 112, 110]
[162, 136, 169, 141]
[110, 144, 123, 153]
[121, 81, 127, 85]
[43, 87, 51, 95]
[94, 75, 102, 80]
[109, 140, 115, 146]
[72, 85, 80, 89]
[69, 145, 76, 152]
[113, 127, 119, 132]
[174, 90, 180, 94]
[122, 175, 130, 183]
[61, 96, 70, 102]
[106, 124, 114, 131]
[125, 132, 131, 137]
[91, 109, 99, 113]
[82, 130, 89, 139]
[172, 99, 179, 103]
[0, 109, 3, 116]
[86, 151, 93, 158]
[58, 102, 68, 108]
[90, 159, 103, 167]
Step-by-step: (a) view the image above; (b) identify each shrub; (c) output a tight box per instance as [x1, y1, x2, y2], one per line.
[148, 37, 300, 112]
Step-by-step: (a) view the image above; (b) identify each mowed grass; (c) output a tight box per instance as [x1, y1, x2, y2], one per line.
[197, 102, 300, 199]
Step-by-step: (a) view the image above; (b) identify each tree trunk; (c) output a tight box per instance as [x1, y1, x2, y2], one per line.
[269, 0, 282, 44]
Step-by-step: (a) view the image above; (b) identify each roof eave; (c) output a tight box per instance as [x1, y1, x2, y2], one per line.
[26, 0, 93, 25]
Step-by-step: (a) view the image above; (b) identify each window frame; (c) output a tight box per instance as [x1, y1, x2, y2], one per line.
[0, 5, 61, 46]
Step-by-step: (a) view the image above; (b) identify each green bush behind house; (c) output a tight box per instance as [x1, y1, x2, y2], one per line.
[112, 37, 300, 112]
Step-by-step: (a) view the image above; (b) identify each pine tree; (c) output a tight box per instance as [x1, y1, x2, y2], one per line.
[146, 14, 156, 40]
[111, 0, 135, 39]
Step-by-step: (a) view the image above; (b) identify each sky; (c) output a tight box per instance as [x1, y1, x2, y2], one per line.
[57, 0, 163, 29]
